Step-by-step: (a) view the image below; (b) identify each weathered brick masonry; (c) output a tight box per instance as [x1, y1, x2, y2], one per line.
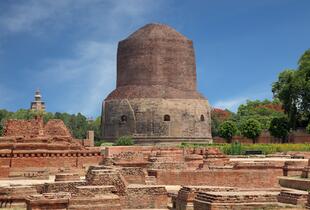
[102, 23, 212, 144]
[0, 117, 103, 178]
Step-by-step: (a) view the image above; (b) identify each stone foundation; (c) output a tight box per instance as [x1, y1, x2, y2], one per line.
[279, 176, 310, 191]
[54, 173, 80, 182]
[277, 189, 308, 207]
[0, 185, 37, 208]
[122, 184, 168, 209]
[152, 169, 282, 188]
[174, 186, 236, 210]
[193, 191, 279, 210]
[26, 193, 70, 210]
[102, 98, 212, 144]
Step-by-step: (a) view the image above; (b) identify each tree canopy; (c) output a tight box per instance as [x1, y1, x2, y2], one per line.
[211, 108, 233, 137]
[236, 99, 285, 130]
[218, 121, 238, 142]
[239, 118, 263, 143]
[269, 117, 289, 141]
[307, 123, 310, 134]
[272, 49, 310, 129]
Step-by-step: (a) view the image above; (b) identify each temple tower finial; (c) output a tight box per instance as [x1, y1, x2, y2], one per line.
[30, 89, 46, 111]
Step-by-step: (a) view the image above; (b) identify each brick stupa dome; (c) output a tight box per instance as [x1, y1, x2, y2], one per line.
[127, 23, 188, 40]
[106, 23, 203, 100]
[102, 23, 211, 144]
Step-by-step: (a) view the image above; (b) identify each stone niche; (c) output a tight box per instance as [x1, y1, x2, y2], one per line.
[103, 98, 211, 144]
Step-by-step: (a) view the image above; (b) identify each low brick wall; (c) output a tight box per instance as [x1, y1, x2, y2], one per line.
[0, 166, 9, 177]
[175, 186, 236, 210]
[279, 177, 310, 191]
[119, 167, 146, 184]
[153, 169, 282, 188]
[193, 191, 279, 210]
[121, 185, 168, 209]
[26, 193, 70, 210]
[105, 146, 185, 158]
[0, 150, 103, 178]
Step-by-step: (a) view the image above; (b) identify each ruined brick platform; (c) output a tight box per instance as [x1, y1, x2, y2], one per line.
[193, 191, 280, 210]
[0, 117, 103, 179]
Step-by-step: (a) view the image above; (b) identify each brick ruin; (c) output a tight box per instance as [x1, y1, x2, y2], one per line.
[0, 116, 102, 179]
[3, 23, 310, 210]
[1, 143, 310, 209]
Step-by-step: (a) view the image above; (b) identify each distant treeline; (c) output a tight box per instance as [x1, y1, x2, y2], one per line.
[0, 109, 101, 140]
[212, 49, 310, 143]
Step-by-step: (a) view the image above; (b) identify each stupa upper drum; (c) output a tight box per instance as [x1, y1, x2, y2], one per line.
[102, 23, 212, 144]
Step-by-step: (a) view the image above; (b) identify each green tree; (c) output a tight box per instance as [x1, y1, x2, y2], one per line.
[54, 112, 71, 125]
[218, 121, 238, 143]
[239, 118, 262, 143]
[211, 108, 233, 136]
[114, 136, 134, 146]
[272, 70, 300, 129]
[211, 113, 221, 137]
[10, 109, 37, 120]
[88, 116, 101, 141]
[236, 99, 285, 130]
[67, 113, 89, 139]
[307, 123, 310, 134]
[52, 112, 88, 138]
[298, 49, 310, 125]
[43, 112, 55, 123]
[269, 117, 289, 142]
[272, 49, 310, 129]
[0, 109, 13, 136]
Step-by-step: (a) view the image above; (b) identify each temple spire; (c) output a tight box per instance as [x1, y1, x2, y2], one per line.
[30, 89, 46, 111]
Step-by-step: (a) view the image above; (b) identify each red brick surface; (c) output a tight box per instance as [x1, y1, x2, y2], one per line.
[153, 169, 282, 188]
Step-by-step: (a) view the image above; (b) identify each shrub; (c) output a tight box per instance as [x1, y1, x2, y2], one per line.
[94, 140, 113, 147]
[269, 117, 289, 141]
[240, 118, 262, 143]
[218, 121, 238, 142]
[307, 123, 310, 134]
[230, 142, 242, 155]
[114, 136, 134, 146]
[180, 143, 310, 155]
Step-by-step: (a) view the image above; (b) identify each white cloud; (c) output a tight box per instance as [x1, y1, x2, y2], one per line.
[26, 0, 164, 117]
[0, 0, 163, 35]
[0, 0, 73, 33]
[213, 97, 248, 112]
[1, 0, 165, 116]
[212, 87, 273, 112]
[39, 40, 116, 116]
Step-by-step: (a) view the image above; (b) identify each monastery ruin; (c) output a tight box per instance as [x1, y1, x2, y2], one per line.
[1, 23, 310, 210]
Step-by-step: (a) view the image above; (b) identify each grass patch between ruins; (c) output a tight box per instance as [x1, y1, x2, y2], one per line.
[180, 142, 310, 155]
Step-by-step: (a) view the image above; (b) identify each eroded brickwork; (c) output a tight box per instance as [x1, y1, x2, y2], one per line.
[4, 117, 71, 137]
[102, 23, 212, 143]
[3, 117, 43, 137]
[0, 117, 103, 178]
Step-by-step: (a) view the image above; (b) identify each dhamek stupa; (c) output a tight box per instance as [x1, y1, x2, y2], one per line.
[101, 23, 212, 144]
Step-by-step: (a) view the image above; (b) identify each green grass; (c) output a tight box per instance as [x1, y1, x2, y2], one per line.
[94, 140, 114, 146]
[180, 142, 310, 155]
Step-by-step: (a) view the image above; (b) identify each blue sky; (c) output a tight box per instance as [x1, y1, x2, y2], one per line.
[0, 0, 310, 117]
